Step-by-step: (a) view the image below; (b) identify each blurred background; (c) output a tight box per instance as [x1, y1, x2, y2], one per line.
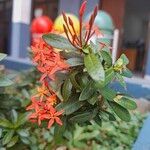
[0, 0, 150, 98]
[0, 1, 150, 149]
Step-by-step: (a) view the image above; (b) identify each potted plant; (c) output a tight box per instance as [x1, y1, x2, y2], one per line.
[25, 0, 138, 148]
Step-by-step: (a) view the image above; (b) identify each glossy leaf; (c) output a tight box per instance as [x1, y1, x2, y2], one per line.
[67, 57, 83, 67]
[11, 109, 18, 123]
[2, 130, 15, 145]
[76, 74, 88, 89]
[17, 129, 30, 137]
[69, 71, 81, 90]
[79, 81, 95, 101]
[70, 111, 96, 123]
[57, 96, 84, 115]
[0, 119, 14, 128]
[62, 78, 72, 101]
[43, 33, 76, 51]
[7, 135, 19, 148]
[109, 101, 131, 122]
[0, 128, 2, 138]
[101, 87, 117, 100]
[54, 117, 66, 144]
[84, 53, 105, 82]
[88, 94, 99, 105]
[21, 137, 30, 145]
[122, 68, 133, 78]
[103, 111, 116, 121]
[120, 54, 129, 65]
[116, 73, 126, 88]
[115, 96, 137, 110]
[101, 50, 112, 67]
[0, 76, 13, 87]
[94, 115, 102, 126]
[104, 67, 115, 86]
[16, 112, 29, 127]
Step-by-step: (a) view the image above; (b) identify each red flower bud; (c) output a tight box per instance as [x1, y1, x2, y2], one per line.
[62, 11, 67, 23]
[79, 1, 87, 16]
[68, 17, 73, 26]
[89, 14, 94, 26]
[93, 5, 98, 18]
[63, 24, 68, 34]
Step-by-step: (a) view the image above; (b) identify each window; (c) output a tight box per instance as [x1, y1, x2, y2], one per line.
[0, 0, 12, 54]
[32, 0, 59, 21]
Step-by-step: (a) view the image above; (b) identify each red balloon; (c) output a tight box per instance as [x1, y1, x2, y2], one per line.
[31, 16, 53, 33]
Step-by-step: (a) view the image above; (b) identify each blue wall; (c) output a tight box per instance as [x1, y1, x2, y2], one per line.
[10, 23, 30, 58]
[111, 82, 150, 99]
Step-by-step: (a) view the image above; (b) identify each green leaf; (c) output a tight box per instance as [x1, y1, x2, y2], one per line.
[43, 33, 76, 51]
[101, 87, 117, 100]
[84, 53, 105, 82]
[17, 129, 29, 137]
[104, 67, 115, 86]
[94, 115, 102, 126]
[11, 109, 18, 123]
[116, 73, 126, 88]
[115, 96, 137, 110]
[0, 53, 7, 61]
[64, 101, 84, 115]
[2, 130, 15, 145]
[76, 74, 88, 89]
[88, 94, 99, 105]
[54, 117, 66, 144]
[21, 89, 30, 99]
[90, 41, 99, 53]
[7, 135, 19, 148]
[70, 111, 97, 123]
[109, 101, 131, 122]
[0, 119, 14, 128]
[121, 68, 133, 78]
[21, 137, 30, 145]
[56, 95, 84, 115]
[67, 57, 83, 67]
[62, 78, 72, 101]
[16, 112, 29, 127]
[120, 54, 129, 65]
[79, 81, 95, 101]
[101, 50, 112, 67]
[0, 76, 13, 87]
[0, 128, 3, 138]
[69, 71, 81, 90]
[82, 47, 90, 54]
[103, 111, 116, 121]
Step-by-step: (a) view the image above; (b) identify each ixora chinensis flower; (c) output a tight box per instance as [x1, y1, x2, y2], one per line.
[27, 1, 137, 133]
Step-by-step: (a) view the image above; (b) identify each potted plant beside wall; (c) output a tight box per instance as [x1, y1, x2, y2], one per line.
[26, 1, 139, 149]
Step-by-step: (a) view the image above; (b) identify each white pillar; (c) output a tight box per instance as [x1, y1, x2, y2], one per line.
[112, 29, 119, 63]
[10, 0, 32, 58]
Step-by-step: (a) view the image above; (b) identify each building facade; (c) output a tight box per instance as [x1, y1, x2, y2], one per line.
[0, 0, 150, 97]
[1, 0, 99, 69]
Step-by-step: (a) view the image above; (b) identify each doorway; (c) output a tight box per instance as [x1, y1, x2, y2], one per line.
[0, 0, 12, 54]
[122, 0, 150, 76]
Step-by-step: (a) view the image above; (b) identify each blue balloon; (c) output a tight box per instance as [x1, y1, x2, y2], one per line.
[84, 10, 114, 32]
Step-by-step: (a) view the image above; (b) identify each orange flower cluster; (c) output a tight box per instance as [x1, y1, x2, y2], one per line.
[27, 1, 101, 129]
[26, 82, 64, 128]
[31, 38, 69, 81]
[27, 39, 68, 128]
